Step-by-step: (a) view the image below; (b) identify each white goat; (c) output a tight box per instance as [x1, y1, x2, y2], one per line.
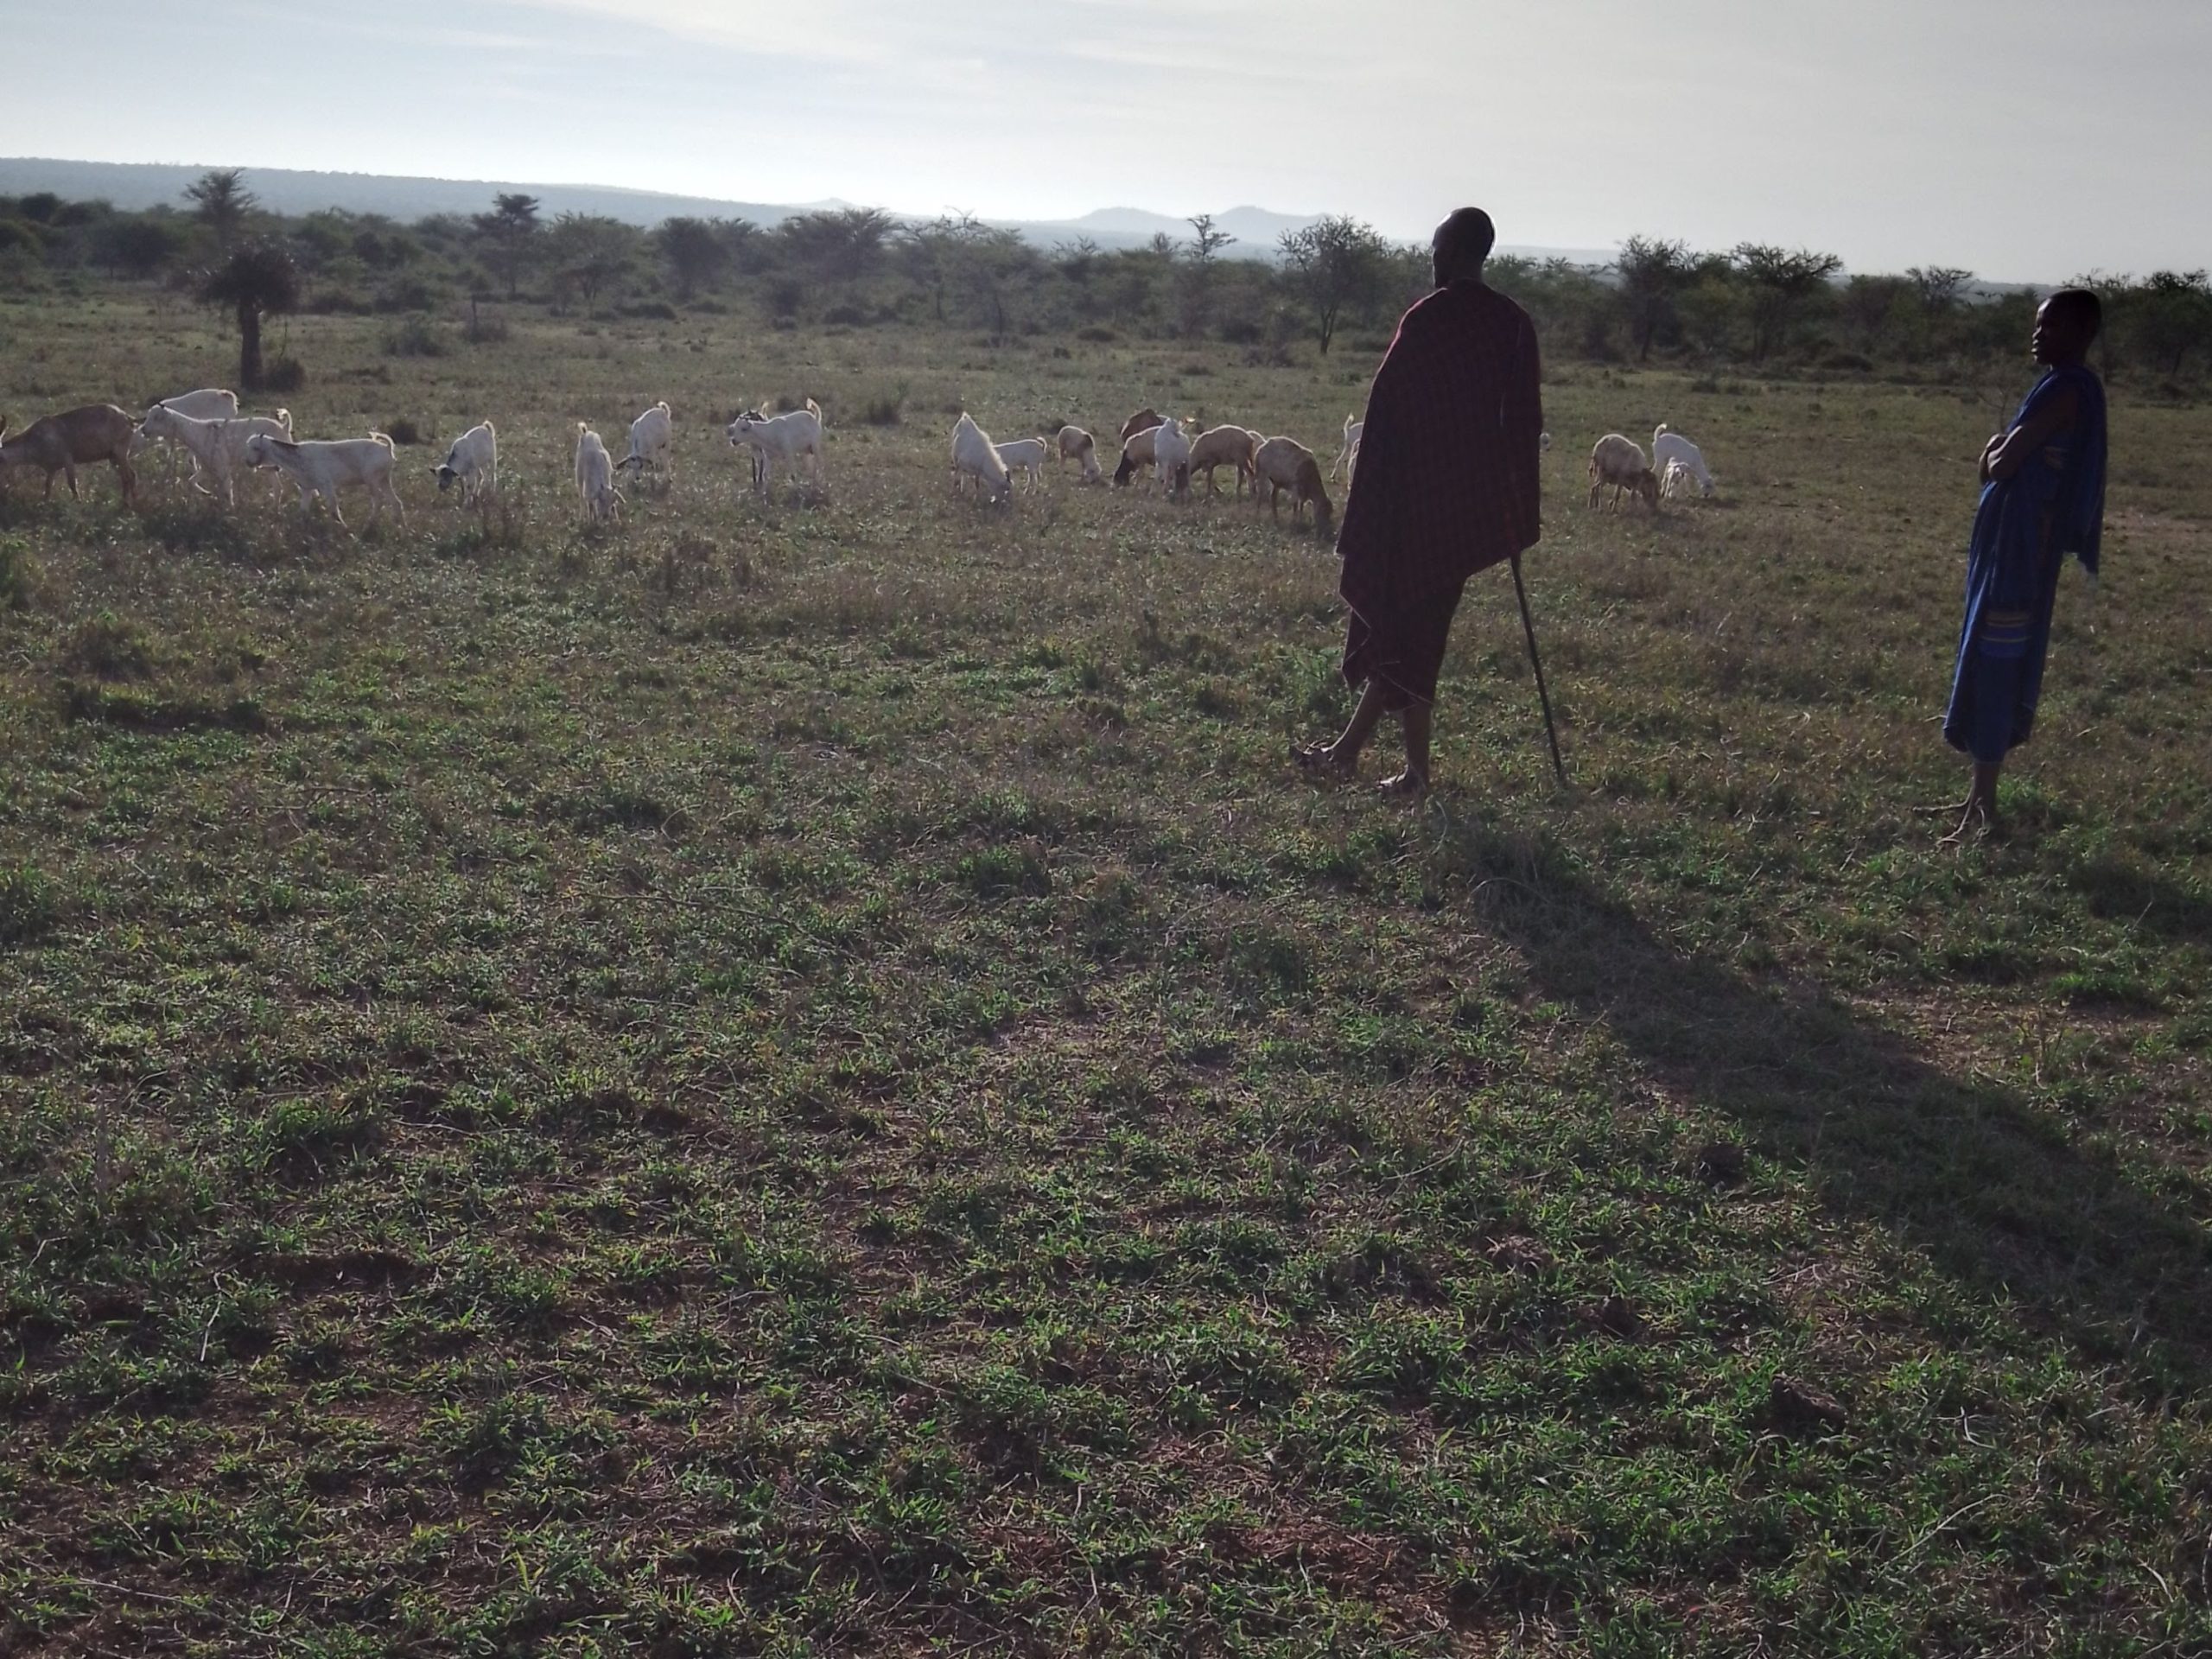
[433, 422, 498, 505]
[1057, 425, 1103, 483]
[575, 423, 624, 522]
[617, 401, 675, 485]
[995, 436, 1050, 491]
[245, 431, 405, 530]
[726, 399, 824, 499]
[134, 388, 238, 486]
[139, 404, 294, 507]
[1651, 425, 1716, 497]
[1331, 414, 1363, 480]
[1588, 434, 1659, 511]
[950, 413, 1012, 504]
[1152, 416, 1193, 498]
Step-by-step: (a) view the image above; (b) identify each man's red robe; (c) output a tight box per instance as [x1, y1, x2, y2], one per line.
[1336, 281, 1544, 708]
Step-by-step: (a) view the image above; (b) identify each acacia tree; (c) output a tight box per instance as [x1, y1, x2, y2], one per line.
[1731, 244, 1844, 360]
[1176, 213, 1236, 335]
[1278, 216, 1389, 353]
[1616, 235, 1692, 361]
[200, 242, 300, 389]
[185, 168, 257, 257]
[654, 216, 725, 298]
[543, 213, 639, 308]
[776, 207, 896, 287]
[1907, 265, 1974, 310]
[2127, 270, 2212, 376]
[472, 194, 542, 301]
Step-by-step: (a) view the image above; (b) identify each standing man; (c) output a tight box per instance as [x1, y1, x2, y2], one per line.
[1939, 289, 2107, 842]
[1297, 207, 1545, 796]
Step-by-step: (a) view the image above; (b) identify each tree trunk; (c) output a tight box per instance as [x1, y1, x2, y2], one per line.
[238, 302, 264, 390]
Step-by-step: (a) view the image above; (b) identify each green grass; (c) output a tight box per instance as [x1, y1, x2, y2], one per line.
[2, 288, 2209, 1656]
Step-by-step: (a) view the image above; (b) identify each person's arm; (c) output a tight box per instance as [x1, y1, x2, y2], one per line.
[1984, 384, 2079, 482]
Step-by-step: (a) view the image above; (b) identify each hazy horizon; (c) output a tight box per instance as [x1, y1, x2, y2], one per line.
[4, 0, 2207, 282]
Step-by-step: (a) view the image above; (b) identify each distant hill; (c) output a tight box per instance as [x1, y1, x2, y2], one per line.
[0, 157, 1614, 266]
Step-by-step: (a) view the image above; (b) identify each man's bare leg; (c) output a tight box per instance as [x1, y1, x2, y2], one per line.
[1940, 760, 2001, 844]
[1298, 680, 1394, 779]
[1377, 702, 1433, 796]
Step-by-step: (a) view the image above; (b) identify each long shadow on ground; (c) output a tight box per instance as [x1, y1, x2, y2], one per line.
[1433, 810, 2212, 1392]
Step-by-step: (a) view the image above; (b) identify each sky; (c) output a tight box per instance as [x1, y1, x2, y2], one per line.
[3, 0, 2207, 281]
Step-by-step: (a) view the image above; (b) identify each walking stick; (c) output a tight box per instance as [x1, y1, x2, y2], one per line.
[1509, 552, 1567, 785]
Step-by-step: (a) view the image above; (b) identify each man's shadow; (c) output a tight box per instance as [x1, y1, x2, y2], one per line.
[1432, 810, 2212, 1391]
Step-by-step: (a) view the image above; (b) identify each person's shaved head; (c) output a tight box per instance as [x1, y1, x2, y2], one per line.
[2033, 287, 2102, 365]
[1433, 208, 1497, 288]
[2044, 287, 2103, 341]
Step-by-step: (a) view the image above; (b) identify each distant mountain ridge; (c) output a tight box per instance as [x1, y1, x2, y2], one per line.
[0, 157, 1614, 265]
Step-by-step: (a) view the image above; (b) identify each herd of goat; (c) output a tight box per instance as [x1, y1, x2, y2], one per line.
[0, 385, 1721, 532]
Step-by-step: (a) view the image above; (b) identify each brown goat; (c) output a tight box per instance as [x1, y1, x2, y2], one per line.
[1118, 406, 1164, 443]
[1253, 436, 1333, 534]
[1189, 425, 1260, 498]
[0, 404, 139, 506]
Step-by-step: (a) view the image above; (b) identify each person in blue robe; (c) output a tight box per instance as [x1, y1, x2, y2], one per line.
[1939, 289, 2107, 842]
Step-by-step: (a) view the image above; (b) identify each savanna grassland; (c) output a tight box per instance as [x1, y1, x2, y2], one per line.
[2, 287, 2209, 1657]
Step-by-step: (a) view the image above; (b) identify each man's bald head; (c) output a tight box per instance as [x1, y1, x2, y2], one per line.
[1433, 208, 1497, 288]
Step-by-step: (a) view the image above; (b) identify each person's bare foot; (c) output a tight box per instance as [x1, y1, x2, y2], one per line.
[1294, 742, 1354, 781]
[1938, 799, 1995, 846]
[1376, 769, 1429, 798]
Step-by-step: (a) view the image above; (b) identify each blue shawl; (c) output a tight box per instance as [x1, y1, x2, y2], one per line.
[1942, 364, 2107, 762]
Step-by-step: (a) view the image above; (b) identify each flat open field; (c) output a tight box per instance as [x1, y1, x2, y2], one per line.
[3, 290, 2209, 1656]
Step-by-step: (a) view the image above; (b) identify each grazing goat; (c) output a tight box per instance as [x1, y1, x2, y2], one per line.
[994, 436, 1050, 491]
[0, 404, 138, 505]
[1253, 436, 1332, 533]
[433, 422, 498, 505]
[1189, 424, 1258, 498]
[727, 399, 824, 499]
[1112, 424, 1159, 488]
[1660, 459, 1694, 499]
[1119, 407, 1164, 443]
[1588, 434, 1660, 510]
[575, 423, 624, 522]
[1152, 416, 1193, 499]
[245, 431, 404, 530]
[950, 413, 1013, 504]
[140, 404, 293, 507]
[1331, 414, 1363, 481]
[1057, 424, 1102, 483]
[134, 388, 238, 485]
[1651, 425, 1716, 497]
[617, 401, 675, 485]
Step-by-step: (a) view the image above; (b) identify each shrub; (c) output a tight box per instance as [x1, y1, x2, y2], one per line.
[1823, 349, 1875, 373]
[1077, 325, 1117, 344]
[857, 383, 908, 427]
[373, 278, 438, 315]
[1218, 318, 1262, 345]
[0, 864, 60, 947]
[771, 315, 798, 332]
[56, 612, 156, 679]
[307, 289, 373, 316]
[822, 302, 868, 327]
[383, 319, 449, 358]
[621, 300, 678, 321]
[466, 312, 510, 344]
[0, 535, 41, 611]
[261, 356, 308, 393]
[384, 418, 423, 446]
